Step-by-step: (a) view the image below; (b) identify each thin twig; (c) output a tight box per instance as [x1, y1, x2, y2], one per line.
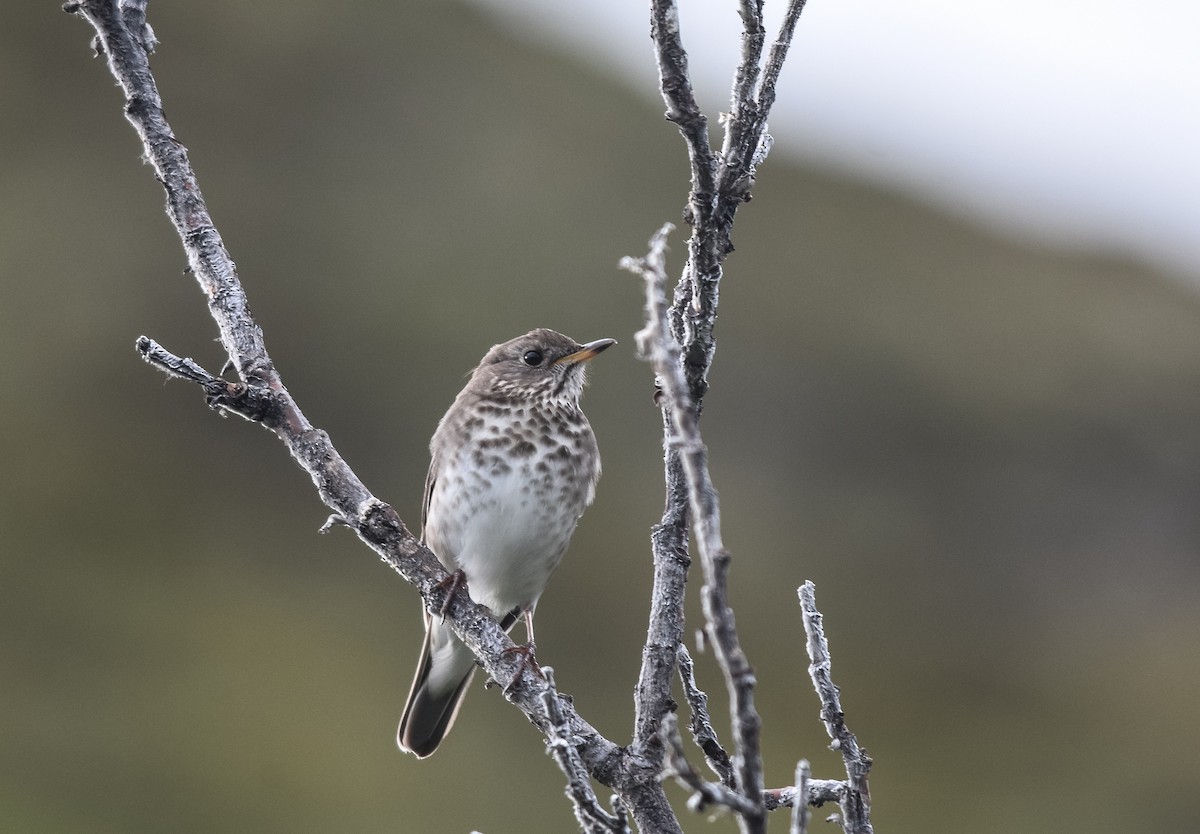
[721, 0, 766, 174]
[676, 643, 734, 786]
[757, 0, 809, 119]
[799, 582, 874, 834]
[649, 0, 717, 214]
[790, 760, 811, 834]
[659, 713, 759, 818]
[541, 668, 630, 834]
[715, 0, 810, 249]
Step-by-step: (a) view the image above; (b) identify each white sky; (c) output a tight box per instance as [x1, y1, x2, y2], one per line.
[468, 0, 1200, 280]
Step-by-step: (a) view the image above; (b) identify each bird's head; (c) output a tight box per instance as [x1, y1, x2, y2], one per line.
[469, 328, 616, 405]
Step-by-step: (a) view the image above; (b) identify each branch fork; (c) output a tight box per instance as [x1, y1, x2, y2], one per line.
[71, 0, 872, 831]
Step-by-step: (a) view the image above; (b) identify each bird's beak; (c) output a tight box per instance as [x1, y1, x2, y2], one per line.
[554, 338, 617, 365]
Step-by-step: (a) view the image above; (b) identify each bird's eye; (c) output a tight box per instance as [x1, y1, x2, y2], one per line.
[522, 350, 544, 367]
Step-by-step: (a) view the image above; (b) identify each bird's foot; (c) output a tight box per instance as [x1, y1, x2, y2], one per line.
[502, 641, 545, 693]
[318, 513, 353, 533]
[435, 569, 468, 620]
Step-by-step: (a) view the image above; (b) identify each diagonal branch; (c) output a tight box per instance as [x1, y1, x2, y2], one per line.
[676, 643, 734, 786]
[757, 0, 808, 119]
[659, 712, 760, 818]
[66, 2, 698, 829]
[541, 667, 631, 834]
[715, 0, 809, 230]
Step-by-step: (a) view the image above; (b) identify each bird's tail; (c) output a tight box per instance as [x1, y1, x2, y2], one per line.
[397, 615, 476, 758]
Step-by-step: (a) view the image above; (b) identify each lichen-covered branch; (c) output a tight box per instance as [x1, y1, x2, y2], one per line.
[541, 668, 631, 833]
[634, 13, 815, 826]
[676, 643, 734, 786]
[630, 0, 711, 777]
[799, 582, 874, 834]
[659, 713, 760, 817]
[790, 760, 812, 834]
[66, 3, 699, 831]
[624, 224, 766, 834]
[74, 0, 837, 831]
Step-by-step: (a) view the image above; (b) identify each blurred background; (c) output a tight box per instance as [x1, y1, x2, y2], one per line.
[3, 1, 1199, 832]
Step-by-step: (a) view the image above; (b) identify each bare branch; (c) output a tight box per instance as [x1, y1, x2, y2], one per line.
[136, 335, 224, 387]
[630, 4, 713, 779]
[676, 643, 734, 786]
[762, 778, 841, 813]
[659, 713, 760, 818]
[649, 0, 717, 213]
[722, 0, 767, 170]
[757, 0, 809, 119]
[630, 476, 691, 760]
[660, 712, 842, 823]
[790, 760, 812, 834]
[715, 0, 809, 229]
[649, 0, 809, 409]
[649, 0, 718, 392]
[541, 668, 630, 834]
[66, 4, 709, 830]
[635, 7, 812, 775]
[623, 225, 766, 834]
[799, 582, 874, 834]
[75, 1, 830, 831]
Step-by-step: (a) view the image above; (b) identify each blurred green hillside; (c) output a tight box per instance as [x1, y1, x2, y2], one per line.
[3, 2, 1199, 832]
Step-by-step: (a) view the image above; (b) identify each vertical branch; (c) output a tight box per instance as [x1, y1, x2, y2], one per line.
[636, 2, 813, 830]
[631, 459, 691, 754]
[631, 0, 718, 769]
[790, 759, 812, 834]
[649, 0, 719, 396]
[650, 0, 718, 204]
[721, 0, 767, 173]
[624, 225, 766, 834]
[714, 0, 809, 234]
[799, 582, 873, 834]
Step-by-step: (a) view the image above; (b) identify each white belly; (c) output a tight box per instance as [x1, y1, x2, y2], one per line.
[424, 457, 584, 616]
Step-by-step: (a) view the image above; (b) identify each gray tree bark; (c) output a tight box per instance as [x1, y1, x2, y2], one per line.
[66, 1, 872, 831]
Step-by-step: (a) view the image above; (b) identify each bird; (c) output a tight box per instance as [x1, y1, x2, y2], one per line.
[397, 328, 614, 758]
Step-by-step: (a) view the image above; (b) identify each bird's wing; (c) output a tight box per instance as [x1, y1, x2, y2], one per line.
[420, 456, 436, 542]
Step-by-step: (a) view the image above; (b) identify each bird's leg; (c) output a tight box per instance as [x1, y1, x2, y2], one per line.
[435, 569, 468, 620]
[502, 609, 545, 692]
[522, 607, 536, 654]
